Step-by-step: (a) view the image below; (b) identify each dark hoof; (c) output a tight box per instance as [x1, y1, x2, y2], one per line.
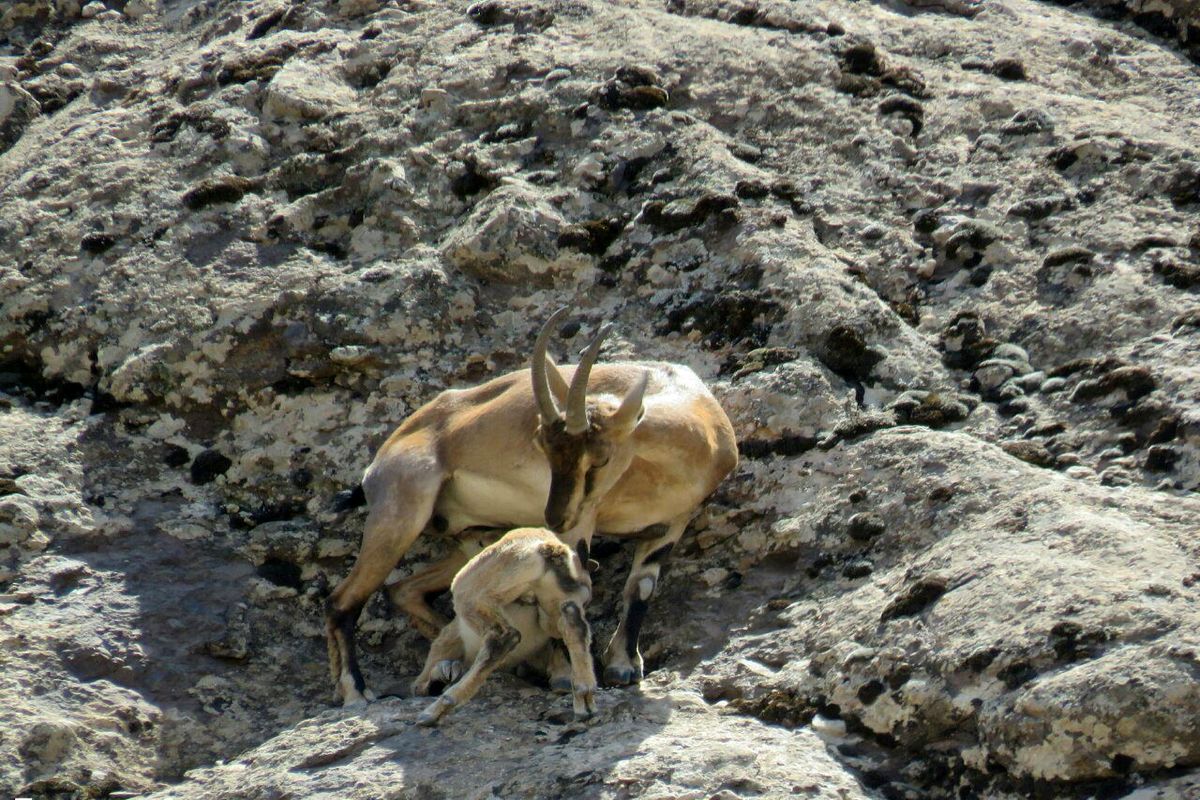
[549, 676, 574, 694]
[603, 665, 639, 686]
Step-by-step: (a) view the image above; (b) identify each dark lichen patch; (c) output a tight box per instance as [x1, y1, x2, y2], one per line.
[1048, 621, 1110, 662]
[881, 578, 948, 622]
[962, 647, 999, 672]
[857, 680, 885, 705]
[990, 58, 1027, 81]
[658, 289, 779, 348]
[1043, 246, 1095, 268]
[1007, 194, 1069, 221]
[843, 560, 873, 579]
[728, 346, 800, 379]
[163, 445, 190, 468]
[1152, 256, 1200, 289]
[878, 95, 924, 136]
[888, 391, 971, 428]
[191, 449, 233, 485]
[1070, 365, 1156, 403]
[449, 157, 496, 199]
[1144, 445, 1180, 472]
[467, 0, 555, 30]
[730, 689, 815, 728]
[556, 216, 628, 255]
[257, 558, 303, 590]
[847, 512, 885, 542]
[594, 66, 671, 112]
[820, 325, 885, 380]
[940, 312, 997, 370]
[80, 232, 116, 254]
[183, 176, 262, 210]
[639, 193, 739, 232]
[996, 660, 1037, 689]
[738, 434, 819, 459]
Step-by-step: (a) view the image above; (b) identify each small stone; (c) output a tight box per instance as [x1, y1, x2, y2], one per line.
[1055, 452, 1081, 468]
[843, 561, 873, 579]
[1000, 440, 1055, 468]
[82, 1, 106, 18]
[974, 362, 1015, 392]
[124, 0, 159, 19]
[860, 223, 887, 241]
[1040, 377, 1068, 394]
[1016, 371, 1046, 391]
[1002, 108, 1055, 135]
[1100, 467, 1133, 487]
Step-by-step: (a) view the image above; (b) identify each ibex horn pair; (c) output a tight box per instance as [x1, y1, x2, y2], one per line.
[531, 308, 623, 434]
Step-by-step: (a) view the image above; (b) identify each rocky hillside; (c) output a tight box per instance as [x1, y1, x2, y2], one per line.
[2, 0, 1199, 798]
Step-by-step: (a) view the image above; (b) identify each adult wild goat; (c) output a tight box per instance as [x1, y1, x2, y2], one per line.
[326, 308, 737, 704]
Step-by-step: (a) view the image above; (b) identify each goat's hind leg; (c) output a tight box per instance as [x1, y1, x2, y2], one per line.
[417, 604, 521, 726]
[326, 460, 443, 705]
[386, 547, 471, 641]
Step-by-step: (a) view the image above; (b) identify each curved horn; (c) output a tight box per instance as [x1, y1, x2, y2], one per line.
[544, 354, 570, 406]
[532, 307, 571, 423]
[610, 370, 649, 432]
[565, 323, 612, 433]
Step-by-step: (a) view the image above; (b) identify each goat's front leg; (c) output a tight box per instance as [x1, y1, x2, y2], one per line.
[417, 609, 521, 726]
[602, 513, 690, 686]
[546, 514, 597, 692]
[559, 599, 597, 719]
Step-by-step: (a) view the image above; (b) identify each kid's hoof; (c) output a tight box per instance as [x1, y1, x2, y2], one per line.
[433, 659, 464, 685]
[417, 696, 455, 726]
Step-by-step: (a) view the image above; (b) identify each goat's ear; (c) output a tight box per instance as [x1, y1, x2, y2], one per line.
[608, 371, 649, 435]
[587, 558, 600, 573]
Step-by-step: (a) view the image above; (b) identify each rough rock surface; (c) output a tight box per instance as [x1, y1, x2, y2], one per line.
[2, 0, 1200, 798]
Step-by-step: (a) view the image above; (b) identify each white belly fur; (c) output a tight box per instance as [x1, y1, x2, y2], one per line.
[437, 469, 548, 531]
[457, 602, 550, 668]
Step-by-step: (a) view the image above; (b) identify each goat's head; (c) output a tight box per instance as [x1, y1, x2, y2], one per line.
[531, 309, 648, 533]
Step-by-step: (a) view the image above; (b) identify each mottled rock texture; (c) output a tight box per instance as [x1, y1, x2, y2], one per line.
[2, 0, 1200, 798]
